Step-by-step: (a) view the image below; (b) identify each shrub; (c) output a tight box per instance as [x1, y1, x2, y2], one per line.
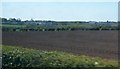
[2, 45, 119, 68]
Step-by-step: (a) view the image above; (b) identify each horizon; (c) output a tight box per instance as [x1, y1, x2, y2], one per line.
[1, 2, 118, 21]
[1, 17, 118, 22]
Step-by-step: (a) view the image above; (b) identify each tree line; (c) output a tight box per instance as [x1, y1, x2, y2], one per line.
[0, 17, 119, 32]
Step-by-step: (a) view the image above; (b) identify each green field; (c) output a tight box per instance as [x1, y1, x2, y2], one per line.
[1, 23, 119, 32]
[2, 45, 119, 68]
[0, 24, 26, 28]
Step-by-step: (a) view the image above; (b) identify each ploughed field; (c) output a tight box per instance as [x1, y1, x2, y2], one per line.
[2, 31, 118, 60]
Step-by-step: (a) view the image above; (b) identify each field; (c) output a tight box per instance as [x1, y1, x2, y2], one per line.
[1, 22, 119, 32]
[2, 31, 118, 60]
[0, 24, 26, 27]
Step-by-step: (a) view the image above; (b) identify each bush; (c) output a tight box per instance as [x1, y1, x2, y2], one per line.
[2, 45, 119, 68]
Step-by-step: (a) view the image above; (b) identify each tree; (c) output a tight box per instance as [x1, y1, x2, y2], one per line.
[9, 18, 17, 22]
[2, 18, 7, 22]
[16, 18, 21, 22]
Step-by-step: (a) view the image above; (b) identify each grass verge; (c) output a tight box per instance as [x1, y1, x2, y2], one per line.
[2, 45, 119, 68]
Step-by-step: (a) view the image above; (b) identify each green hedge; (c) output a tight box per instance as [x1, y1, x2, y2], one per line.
[2, 45, 119, 68]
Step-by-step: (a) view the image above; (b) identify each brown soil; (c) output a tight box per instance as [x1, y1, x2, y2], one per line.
[2, 31, 118, 60]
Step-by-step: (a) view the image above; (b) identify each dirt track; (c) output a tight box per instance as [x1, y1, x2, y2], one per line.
[2, 31, 118, 60]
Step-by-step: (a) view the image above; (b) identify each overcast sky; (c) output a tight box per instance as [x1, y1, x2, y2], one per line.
[1, 1, 119, 21]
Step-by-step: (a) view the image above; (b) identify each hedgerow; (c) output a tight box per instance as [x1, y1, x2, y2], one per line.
[2, 45, 119, 68]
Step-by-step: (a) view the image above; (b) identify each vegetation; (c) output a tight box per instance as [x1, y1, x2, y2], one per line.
[1, 23, 119, 32]
[2, 45, 119, 68]
[0, 17, 119, 32]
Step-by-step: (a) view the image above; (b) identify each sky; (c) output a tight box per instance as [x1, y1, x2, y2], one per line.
[2, 0, 120, 2]
[1, 1, 119, 21]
